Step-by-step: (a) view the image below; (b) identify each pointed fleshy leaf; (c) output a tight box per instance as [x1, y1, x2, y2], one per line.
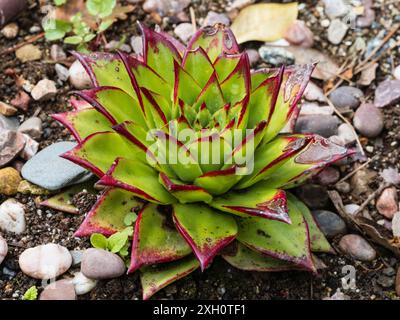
[140, 23, 182, 86]
[194, 166, 246, 195]
[52, 107, 112, 143]
[182, 47, 214, 88]
[250, 68, 280, 91]
[187, 24, 239, 63]
[62, 131, 141, 177]
[141, 87, 168, 129]
[158, 30, 186, 56]
[129, 204, 192, 272]
[173, 60, 202, 106]
[213, 53, 241, 83]
[75, 188, 142, 237]
[75, 86, 147, 128]
[236, 200, 315, 272]
[235, 134, 311, 189]
[172, 203, 238, 270]
[287, 193, 334, 254]
[222, 241, 298, 272]
[140, 255, 199, 300]
[210, 184, 291, 223]
[193, 73, 225, 114]
[262, 135, 354, 189]
[98, 157, 177, 204]
[70, 98, 92, 111]
[159, 173, 213, 204]
[262, 64, 315, 143]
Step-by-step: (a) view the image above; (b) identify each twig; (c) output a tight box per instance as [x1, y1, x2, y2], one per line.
[189, 7, 197, 33]
[0, 32, 45, 56]
[353, 182, 390, 218]
[325, 96, 365, 156]
[336, 155, 378, 185]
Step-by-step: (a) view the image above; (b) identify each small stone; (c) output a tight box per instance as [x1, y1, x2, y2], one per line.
[299, 102, 333, 116]
[376, 187, 398, 220]
[174, 23, 194, 43]
[328, 86, 364, 110]
[357, 7, 375, 28]
[0, 130, 25, 167]
[377, 275, 394, 288]
[353, 103, 383, 138]
[323, 289, 350, 300]
[284, 20, 314, 48]
[203, 11, 230, 27]
[81, 248, 126, 280]
[105, 40, 131, 53]
[31, 79, 57, 101]
[17, 180, 49, 195]
[314, 167, 340, 186]
[0, 101, 17, 116]
[0, 235, 7, 265]
[40, 279, 76, 300]
[143, 0, 191, 16]
[312, 210, 347, 238]
[50, 44, 67, 61]
[383, 267, 396, 277]
[55, 64, 69, 82]
[296, 184, 329, 209]
[19, 134, 39, 161]
[393, 66, 400, 80]
[1, 23, 19, 39]
[336, 181, 351, 194]
[69, 60, 92, 90]
[258, 46, 294, 66]
[19, 243, 72, 280]
[15, 44, 42, 63]
[0, 167, 22, 195]
[338, 123, 356, 145]
[29, 26, 41, 34]
[339, 234, 376, 262]
[327, 19, 348, 45]
[72, 272, 97, 295]
[245, 49, 260, 66]
[392, 212, 400, 238]
[322, 0, 350, 19]
[381, 168, 400, 186]
[358, 62, 377, 86]
[18, 117, 42, 140]
[374, 80, 400, 108]
[295, 114, 340, 137]
[344, 204, 360, 216]
[0, 114, 19, 131]
[304, 82, 326, 103]
[0, 198, 25, 234]
[11, 91, 30, 112]
[130, 36, 143, 55]
[70, 250, 83, 266]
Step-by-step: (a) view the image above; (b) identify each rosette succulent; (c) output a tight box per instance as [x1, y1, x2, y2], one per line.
[53, 23, 353, 299]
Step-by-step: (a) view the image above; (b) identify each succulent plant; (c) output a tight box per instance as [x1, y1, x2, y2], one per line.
[53, 23, 353, 299]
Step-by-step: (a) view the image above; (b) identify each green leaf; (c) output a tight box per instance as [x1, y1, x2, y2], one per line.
[124, 212, 137, 226]
[173, 203, 238, 270]
[87, 0, 116, 18]
[90, 233, 108, 249]
[107, 227, 132, 253]
[129, 204, 192, 272]
[64, 36, 83, 45]
[140, 256, 199, 300]
[182, 47, 214, 88]
[23, 286, 38, 300]
[98, 19, 114, 32]
[54, 0, 67, 5]
[84, 33, 96, 43]
[43, 19, 72, 41]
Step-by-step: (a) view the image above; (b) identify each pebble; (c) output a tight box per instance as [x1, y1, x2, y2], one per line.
[337, 123, 356, 145]
[374, 80, 400, 108]
[392, 212, 400, 238]
[0, 167, 21, 195]
[1, 23, 19, 39]
[351, 168, 376, 196]
[327, 19, 348, 45]
[377, 275, 395, 288]
[344, 204, 360, 216]
[11, 91, 30, 112]
[357, 4, 375, 28]
[396, 267, 400, 296]
[70, 250, 83, 266]
[0, 235, 7, 265]
[40, 279, 76, 300]
[50, 44, 67, 61]
[245, 49, 260, 67]
[336, 181, 351, 194]
[31, 79, 57, 101]
[81, 248, 126, 280]
[338, 234, 376, 262]
[304, 82, 326, 103]
[55, 63, 69, 82]
[0, 198, 26, 234]
[376, 187, 398, 220]
[17, 180, 49, 195]
[296, 184, 329, 209]
[353, 103, 383, 138]
[312, 210, 347, 238]
[105, 40, 131, 53]
[130, 36, 143, 55]
[22, 142, 91, 191]
[15, 44, 42, 63]
[174, 23, 194, 43]
[18, 117, 42, 140]
[294, 114, 340, 137]
[323, 289, 350, 300]
[0, 114, 19, 131]
[328, 86, 364, 110]
[72, 271, 97, 295]
[258, 46, 294, 66]
[203, 11, 230, 27]
[0, 130, 25, 167]
[284, 20, 314, 48]
[299, 102, 333, 116]
[69, 60, 92, 90]
[142, 0, 191, 16]
[381, 167, 400, 186]
[322, 0, 350, 19]
[19, 243, 72, 280]
[0, 101, 17, 116]
[314, 167, 340, 186]
[19, 134, 39, 161]
[393, 66, 400, 80]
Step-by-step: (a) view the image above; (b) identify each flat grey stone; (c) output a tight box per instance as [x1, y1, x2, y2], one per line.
[21, 142, 91, 191]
